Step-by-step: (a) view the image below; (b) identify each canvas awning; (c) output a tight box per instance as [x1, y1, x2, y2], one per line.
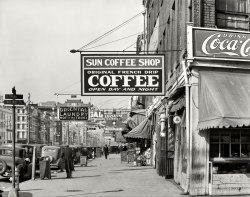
[198, 70, 250, 130]
[126, 109, 146, 130]
[170, 96, 185, 112]
[124, 118, 151, 139]
[115, 131, 126, 143]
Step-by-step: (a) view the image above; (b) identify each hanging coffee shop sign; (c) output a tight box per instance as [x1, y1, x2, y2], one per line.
[81, 54, 165, 96]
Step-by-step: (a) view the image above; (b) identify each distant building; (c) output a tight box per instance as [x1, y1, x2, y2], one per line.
[16, 106, 28, 144]
[0, 107, 12, 144]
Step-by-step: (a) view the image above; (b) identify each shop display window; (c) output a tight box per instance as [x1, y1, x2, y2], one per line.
[210, 129, 250, 174]
[210, 129, 250, 158]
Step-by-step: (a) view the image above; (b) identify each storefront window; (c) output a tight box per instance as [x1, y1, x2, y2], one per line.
[210, 129, 250, 158]
[211, 129, 250, 174]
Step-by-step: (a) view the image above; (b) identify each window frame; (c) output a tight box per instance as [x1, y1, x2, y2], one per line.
[210, 128, 250, 160]
[215, 0, 250, 30]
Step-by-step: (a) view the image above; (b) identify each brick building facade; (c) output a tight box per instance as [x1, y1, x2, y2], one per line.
[140, 0, 250, 195]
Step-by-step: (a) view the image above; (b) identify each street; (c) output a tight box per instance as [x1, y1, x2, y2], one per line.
[1, 154, 185, 197]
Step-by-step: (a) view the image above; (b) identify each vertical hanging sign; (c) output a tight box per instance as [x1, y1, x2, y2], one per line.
[81, 54, 165, 96]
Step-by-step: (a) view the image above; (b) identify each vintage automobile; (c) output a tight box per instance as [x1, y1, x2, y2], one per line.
[41, 146, 63, 169]
[5, 143, 43, 169]
[0, 145, 32, 180]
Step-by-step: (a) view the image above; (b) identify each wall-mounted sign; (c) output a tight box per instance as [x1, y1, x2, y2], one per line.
[192, 27, 250, 61]
[59, 107, 89, 121]
[81, 54, 165, 96]
[173, 116, 181, 124]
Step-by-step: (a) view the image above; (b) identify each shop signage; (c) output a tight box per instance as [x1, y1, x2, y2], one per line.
[193, 27, 250, 61]
[173, 116, 181, 124]
[59, 107, 89, 121]
[91, 109, 129, 121]
[81, 54, 165, 96]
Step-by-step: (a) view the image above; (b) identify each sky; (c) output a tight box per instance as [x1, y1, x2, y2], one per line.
[0, 0, 144, 109]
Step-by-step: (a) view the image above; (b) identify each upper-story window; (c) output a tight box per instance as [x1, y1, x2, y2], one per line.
[216, 0, 250, 30]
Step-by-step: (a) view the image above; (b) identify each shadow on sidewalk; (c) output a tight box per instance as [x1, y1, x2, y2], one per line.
[111, 167, 152, 172]
[57, 189, 124, 197]
[53, 174, 101, 180]
[2, 191, 33, 197]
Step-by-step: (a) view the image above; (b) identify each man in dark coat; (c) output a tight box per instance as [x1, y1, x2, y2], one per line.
[103, 144, 109, 159]
[61, 145, 74, 178]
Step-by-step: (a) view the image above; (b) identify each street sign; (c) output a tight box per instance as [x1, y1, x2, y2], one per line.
[5, 94, 23, 100]
[4, 100, 25, 105]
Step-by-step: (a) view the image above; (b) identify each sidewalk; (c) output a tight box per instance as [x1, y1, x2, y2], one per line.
[2, 154, 186, 197]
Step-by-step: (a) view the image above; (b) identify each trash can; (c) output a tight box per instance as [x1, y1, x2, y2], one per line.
[39, 160, 51, 179]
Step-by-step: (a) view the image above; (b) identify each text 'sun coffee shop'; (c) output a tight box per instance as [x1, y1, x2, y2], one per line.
[184, 25, 250, 196]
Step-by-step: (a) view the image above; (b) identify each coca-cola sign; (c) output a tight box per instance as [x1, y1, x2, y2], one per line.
[193, 28, 250, 60]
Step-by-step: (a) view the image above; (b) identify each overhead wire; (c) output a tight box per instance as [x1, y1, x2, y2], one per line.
[123, 41, 137, 51]
[83, 32, 143, 51]
[56, 81, 80, 94]
[77, 10, 145, 51]
[94, 97, 130, 107]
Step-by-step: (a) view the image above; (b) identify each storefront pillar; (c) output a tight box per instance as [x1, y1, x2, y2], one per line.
[189, 68, 210, 196]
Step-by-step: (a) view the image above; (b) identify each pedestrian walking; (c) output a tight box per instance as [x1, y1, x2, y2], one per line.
[60, 145, 74, 178]
[103, 144, 109, 159]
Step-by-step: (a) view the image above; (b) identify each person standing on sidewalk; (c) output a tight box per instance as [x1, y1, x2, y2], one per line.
[103, 144, 109, 159]
[61, 145, 74, 178]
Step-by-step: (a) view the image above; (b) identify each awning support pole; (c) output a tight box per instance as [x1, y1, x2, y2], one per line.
[182, 61, 191, 194]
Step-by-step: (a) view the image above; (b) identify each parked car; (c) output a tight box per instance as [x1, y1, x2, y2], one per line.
[5, 143, 43, 169]
[41, 146, 63, 169]
[0, 145, 32, 180]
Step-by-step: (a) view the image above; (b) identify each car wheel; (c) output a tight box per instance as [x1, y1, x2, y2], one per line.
[0, 159, 7, 175]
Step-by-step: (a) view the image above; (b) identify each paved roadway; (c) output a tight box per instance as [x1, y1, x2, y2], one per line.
[1, 154, 185, 197]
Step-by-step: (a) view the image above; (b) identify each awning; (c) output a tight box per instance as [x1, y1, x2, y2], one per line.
[198, 70, 250, 130]
[170, 97, 186, 112]
[115, 131, 126, 143]
[126, 109, 146, 130]
[124, 118, 151, 139]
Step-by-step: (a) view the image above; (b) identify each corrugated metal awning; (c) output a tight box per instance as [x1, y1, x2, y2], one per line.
[198, 70, 250, 130]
